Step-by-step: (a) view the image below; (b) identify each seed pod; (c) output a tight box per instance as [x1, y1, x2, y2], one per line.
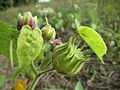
[42, 17, 56, 42]
[53, 37, 89, 75]
[17, 11, 37, 30]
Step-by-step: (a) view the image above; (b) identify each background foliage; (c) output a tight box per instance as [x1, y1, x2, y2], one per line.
[0, 0, 37, 10]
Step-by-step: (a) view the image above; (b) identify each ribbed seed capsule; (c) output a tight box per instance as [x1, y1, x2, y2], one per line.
[53, 37, 89, 75]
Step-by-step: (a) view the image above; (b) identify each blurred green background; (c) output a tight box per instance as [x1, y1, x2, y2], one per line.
[0, 0, 120, 90]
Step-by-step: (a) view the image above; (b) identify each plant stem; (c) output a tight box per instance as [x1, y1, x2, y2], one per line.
[28, 68, 54, 90]
[28, 75, 41, 90]
[31, 62, 38, 75]
[45, 17, 49, 25]
[75, 19, 80, 29]
[39, 67, 54, 75]
[10, 38, 13, 71]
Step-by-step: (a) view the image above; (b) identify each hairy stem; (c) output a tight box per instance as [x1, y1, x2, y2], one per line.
[45, 17, 49, 25]
[31, 62, 38, 75]
[28, 68, 54, 90]
[39, 67, 54, 75]
[28, 75, 41, 90]
[10, 38, 13, 71]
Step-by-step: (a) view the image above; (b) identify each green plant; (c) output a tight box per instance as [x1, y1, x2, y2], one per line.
[75, 80, 84, 90]
[0, 11, 107, 90]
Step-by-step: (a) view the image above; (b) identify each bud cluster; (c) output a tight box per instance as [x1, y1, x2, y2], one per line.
[17, 12, 56, 42]
[16, 12, 90, 76]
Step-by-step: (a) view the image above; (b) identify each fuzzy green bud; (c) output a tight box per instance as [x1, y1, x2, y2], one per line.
[42, 17, 56, 42]
[53, 37, 89, 75]
[17, 11, 38, 30]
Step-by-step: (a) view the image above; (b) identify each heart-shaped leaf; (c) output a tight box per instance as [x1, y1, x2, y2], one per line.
[11, 25, 44, 79]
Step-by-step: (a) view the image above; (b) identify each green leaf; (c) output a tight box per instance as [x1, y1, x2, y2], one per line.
[75, 81, 84, 90]
[0, 21, 20, 64]
[0, 74, 6, 87]
[77, 26, 107, 63]
[17, 25, 43, 67]
[12, 25, 44, 79]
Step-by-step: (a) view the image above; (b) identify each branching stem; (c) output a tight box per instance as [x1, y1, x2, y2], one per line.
[39, 67, 54, 75]
[31, 62, 38, 75]
[28, 75, 41, 90]
[28, 67, 54, 90]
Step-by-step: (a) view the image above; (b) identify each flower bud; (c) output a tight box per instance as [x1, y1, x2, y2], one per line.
[52, 39, 63, 47]
[42, 17, 56, 42]
[53, 37, 89, 75]
[17, 11, 38, 30]
[14, 80, 27, 90]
